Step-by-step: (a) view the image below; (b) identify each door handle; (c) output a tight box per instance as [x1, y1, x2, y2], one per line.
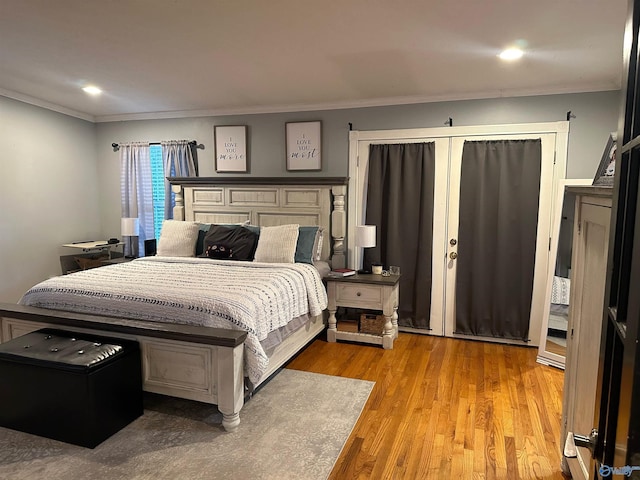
[573, 428, 598, 456]
[449, 252, 458, 260]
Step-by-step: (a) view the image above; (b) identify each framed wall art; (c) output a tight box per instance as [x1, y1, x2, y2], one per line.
[215, 125, 248, 173]
[593, 132, 617, 186]
[286, 121, 322, 171]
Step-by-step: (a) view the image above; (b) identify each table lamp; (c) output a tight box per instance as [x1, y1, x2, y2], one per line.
[355, 225, 376, 273]
[121, 217, 139, 258]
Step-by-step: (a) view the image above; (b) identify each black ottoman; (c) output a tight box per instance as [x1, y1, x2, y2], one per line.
[0, 328, 143, 448]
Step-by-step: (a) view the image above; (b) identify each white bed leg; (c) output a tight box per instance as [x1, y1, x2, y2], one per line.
[222, 412, 241, 432]
[216, 344, 244, 432]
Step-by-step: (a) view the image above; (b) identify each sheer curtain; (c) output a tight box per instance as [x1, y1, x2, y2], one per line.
[363, 143, 435, 329]
[120, 142, 152, 257]
[161, 140, 197, 219]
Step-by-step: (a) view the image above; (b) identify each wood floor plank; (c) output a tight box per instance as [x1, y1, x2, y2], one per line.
[474, 427, 486, 477]
[285, 332, 568, 479]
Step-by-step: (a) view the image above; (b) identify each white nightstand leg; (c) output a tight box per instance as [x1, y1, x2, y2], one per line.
[327, 282, 337, 343]
[392, 305, 399, 339]
[382, 314, 394, 349]
[327, 307, 337, 343]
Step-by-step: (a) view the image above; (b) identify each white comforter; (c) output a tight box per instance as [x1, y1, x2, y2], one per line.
[20, 257, 328, 384]
[551, 275, 571, 306]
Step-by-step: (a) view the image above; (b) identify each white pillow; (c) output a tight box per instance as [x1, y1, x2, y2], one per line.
[156, 220, 200, 257]
[253, 224, 300, 263]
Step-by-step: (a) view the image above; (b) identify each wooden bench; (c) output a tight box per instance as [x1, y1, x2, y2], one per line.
[0, 303, 248, 432]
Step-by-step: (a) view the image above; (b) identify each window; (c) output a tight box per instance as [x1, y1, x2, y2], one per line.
[150, 145, 165, 240]
[121, 141, 195, 256]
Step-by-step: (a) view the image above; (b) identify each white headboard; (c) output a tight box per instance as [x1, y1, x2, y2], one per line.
[169, 177, 347, 268]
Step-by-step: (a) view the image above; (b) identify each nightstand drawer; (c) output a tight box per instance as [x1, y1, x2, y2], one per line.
[335, 283, 383, 308]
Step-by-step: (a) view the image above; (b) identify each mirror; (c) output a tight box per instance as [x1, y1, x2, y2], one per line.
[537, 179, 592, 369]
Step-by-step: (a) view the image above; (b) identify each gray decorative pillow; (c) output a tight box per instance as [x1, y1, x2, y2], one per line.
[295, 226, 320, 264]
[253, 224, 299, 263]
[156, 220, 200, 257]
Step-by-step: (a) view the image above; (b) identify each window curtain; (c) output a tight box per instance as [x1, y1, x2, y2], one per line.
[120, 142, 152, 257]
[364, 143, 435, 330]
[162, 140, 197, 219]
[455, 139, 541, 341]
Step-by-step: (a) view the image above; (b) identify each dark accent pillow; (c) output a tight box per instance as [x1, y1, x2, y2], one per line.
[195, 224, 211, 256]
[201, 225, 259, 261]
[203, 243, 234, 259]
[295, 226, 320, 264]
[196, 223, 256, 256]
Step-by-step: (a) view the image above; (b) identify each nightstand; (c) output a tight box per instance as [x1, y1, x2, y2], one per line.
[326, 273, 400, 349]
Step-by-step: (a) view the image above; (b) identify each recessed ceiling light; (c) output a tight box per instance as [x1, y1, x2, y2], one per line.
[82, 85, 102, 95]
[499, 48, 524, 61]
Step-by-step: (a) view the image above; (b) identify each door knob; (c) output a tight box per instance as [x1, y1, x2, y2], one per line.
[573, 428, 598, 455]
[449, 252, 458, 260]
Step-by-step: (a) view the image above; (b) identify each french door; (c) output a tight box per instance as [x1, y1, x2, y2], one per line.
[444, 133, 556, 345]
[348, 123, 568, 346]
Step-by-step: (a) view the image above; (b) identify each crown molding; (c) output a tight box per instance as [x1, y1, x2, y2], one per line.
[0, 88, 95, 122]
[93, 83, 620, 123]
[2, 83, 620, 124]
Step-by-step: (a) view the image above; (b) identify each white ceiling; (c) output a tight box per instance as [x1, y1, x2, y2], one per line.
[0, 0, 628, 122]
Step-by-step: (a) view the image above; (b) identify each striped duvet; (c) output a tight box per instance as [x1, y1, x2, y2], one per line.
[20, 256, 328, 384]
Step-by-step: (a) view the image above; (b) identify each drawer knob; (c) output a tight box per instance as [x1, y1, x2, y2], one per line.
[357, 292, 361, 297]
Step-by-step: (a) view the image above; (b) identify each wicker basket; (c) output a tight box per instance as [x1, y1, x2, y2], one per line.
[75, 255, 108, 270]
[359, 313, 385, 335]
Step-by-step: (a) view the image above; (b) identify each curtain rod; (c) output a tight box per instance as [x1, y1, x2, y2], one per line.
[111, 140, 205, 152]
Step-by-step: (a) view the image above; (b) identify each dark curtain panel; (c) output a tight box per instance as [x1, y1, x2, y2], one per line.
[189, 142, 200, 176]
[455, 139, 541, 341]
[364, 143, 435, 329]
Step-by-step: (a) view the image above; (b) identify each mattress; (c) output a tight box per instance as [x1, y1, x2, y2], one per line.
[549, 302, 569, 336]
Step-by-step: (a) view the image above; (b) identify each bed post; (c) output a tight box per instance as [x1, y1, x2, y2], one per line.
[172, 184, 185, 221]
[216, 344, 244, 432]
[331, 185, 347, 269]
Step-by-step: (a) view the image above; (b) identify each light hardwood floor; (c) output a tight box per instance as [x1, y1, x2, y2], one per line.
[286, 332, 567, 479]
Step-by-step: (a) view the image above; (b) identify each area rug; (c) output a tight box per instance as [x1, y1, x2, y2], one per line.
[0, 369, 374, 480]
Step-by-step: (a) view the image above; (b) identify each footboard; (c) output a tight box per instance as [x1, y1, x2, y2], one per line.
[0, 303, 246, 432]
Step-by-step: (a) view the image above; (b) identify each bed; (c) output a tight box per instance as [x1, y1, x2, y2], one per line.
[0, 177, 348, 432]
[549, 275, 570, 338]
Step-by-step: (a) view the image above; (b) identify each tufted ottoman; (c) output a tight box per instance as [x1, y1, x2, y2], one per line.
[0, 328, 143, 448]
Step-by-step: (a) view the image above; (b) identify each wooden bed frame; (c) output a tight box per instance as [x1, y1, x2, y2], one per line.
[0, 177, 348, 432]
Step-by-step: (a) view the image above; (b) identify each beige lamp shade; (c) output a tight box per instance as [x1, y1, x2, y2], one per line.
[355, 225, 376, 248]
[121, 217, 140, 236]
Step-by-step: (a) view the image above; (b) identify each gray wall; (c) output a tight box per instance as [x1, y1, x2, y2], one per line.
[0, 90, 620, 301]
[96, 90, 621, 238]
[96, 91, 622, 179]
[0, 96, 99, 302]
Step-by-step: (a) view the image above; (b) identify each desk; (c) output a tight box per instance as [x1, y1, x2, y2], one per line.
[60, 241, 125, 274]
[62, 241, 124, 255]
